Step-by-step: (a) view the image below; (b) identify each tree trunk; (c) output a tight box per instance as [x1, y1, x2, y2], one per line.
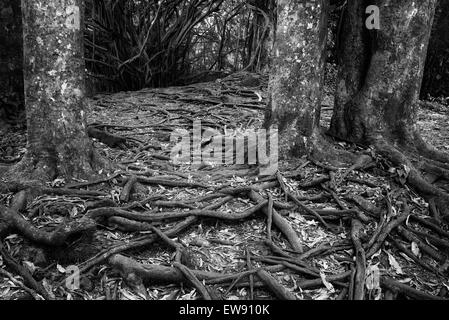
[19, 0, 99, 180]
[330, 0, 437, 146]
[265, 0, 328, 159]
[329, 0, 449, 217]
[328, 0, 371, 141]
[421, 0, 449, 98]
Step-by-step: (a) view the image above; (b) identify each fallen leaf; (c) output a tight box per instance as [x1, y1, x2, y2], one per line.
[411, 242, 421, 257]
[56, 264, 66, 273]
[365, 265, 380, 290]
[386, 251, 403, 274]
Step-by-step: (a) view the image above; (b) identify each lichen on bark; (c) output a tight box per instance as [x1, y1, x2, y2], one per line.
[265, 0, 328, 159]
[18, 0, 100, 180]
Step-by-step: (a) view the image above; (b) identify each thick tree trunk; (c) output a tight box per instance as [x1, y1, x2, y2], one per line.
[329, 0, 449, 217]
[19, 0, 98, 180]
[422, 0, 449, 98]
[328, 0, 370, 141]
[329, 0, 437, 146]
[265, 0, 328, 159]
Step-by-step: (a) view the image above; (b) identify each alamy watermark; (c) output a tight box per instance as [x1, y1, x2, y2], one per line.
[170, 120, 279, 176]
[64, 265, 80, 290]
[366, 5, 380, 30]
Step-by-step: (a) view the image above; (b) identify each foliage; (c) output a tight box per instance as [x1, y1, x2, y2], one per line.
[84, 0, 274, 93]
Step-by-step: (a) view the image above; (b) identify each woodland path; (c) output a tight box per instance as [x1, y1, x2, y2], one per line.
[0, 71, 449, 300]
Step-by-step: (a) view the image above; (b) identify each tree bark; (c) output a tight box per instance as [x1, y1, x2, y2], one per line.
[19, 0, 99, 180]
[421, 0, 449, 98]
[329, 0, 449, 217]
[328, 0, 370, 140]
[330, 0, 437, 146]
[0, 0, 24, 126]
[265, 0, 328, 159]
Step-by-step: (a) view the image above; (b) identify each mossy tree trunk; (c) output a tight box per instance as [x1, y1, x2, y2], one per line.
[265, 0, 329, 160]
[19, 0, 99, 180]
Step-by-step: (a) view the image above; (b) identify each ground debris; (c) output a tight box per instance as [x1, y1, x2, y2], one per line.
[1, 72, 449, 300]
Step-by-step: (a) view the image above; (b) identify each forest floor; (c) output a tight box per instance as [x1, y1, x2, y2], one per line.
[0, 70, 449, 300]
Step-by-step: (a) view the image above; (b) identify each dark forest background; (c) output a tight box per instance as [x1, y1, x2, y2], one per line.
[1, 0, 448, 122]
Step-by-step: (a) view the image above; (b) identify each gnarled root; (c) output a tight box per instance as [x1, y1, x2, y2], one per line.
[372, 137, 449, 220]
[0, 204, 96, 246]
[109, 254, 223, 285]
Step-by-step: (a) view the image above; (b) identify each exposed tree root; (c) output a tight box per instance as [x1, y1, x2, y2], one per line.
[136, 176, 211, 189]
[173, 262, 213, 300]
[249, 256, 319, 278]
[413, 132, 449, 165]
[249, 190, 303, 253]
[0, 205, 96, 246]
[108, 216, 154, 232]
[109, 253, 285, 289]
[380, 276, 447, 300]
[4, 73, 449, 301]
[109, 254, 222, 285]
[296, 271, 352, 290]
[245, 249, 255, 299]
[256, 269, 296, 300]
[372, 137, 449, 220]
[119, 175, 138, 202]
[397, 226, 447, 264]
[2, 135, 449, 300]
[365, 203, 410, 258]
[1, 146, 109, 182]
[88, 200, 268, 222]
[78, 216, 198, 274]
[0, 180, 109, 197]
[350, 219, 366, 300]
[305, 131, 358, 169]
[0, 241, 52, 300]
[87, 124, 143, 149]
[388, 236, 442, 275]
[0, 267, 42, 300]
[109, 253, 300, 300]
